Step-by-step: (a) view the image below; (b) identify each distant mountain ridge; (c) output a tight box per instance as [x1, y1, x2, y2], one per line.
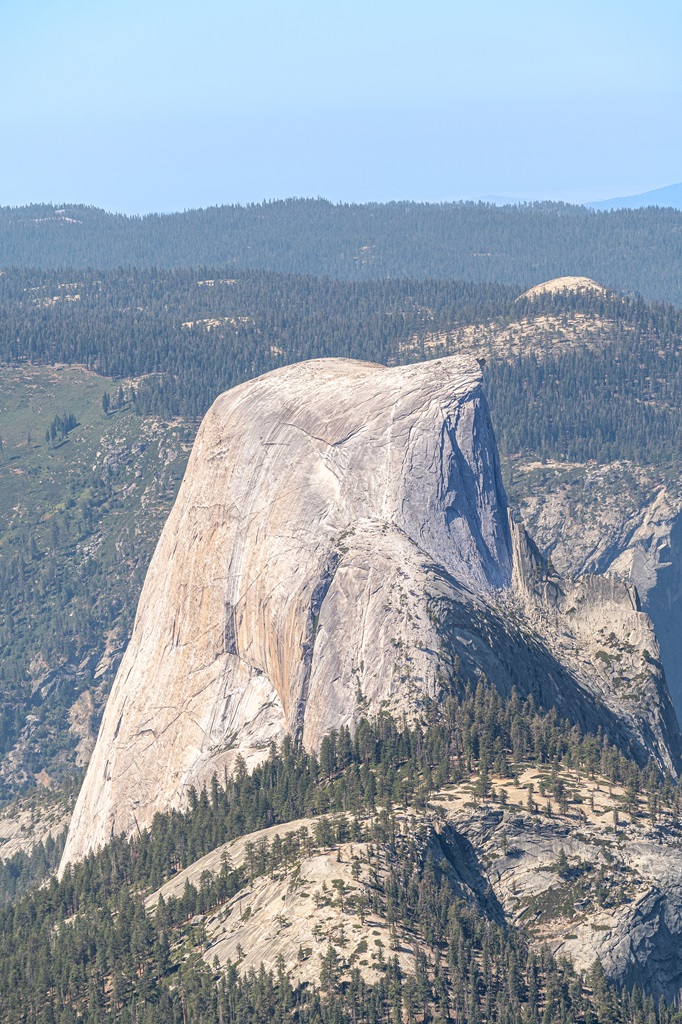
[2, 198, 682, 304]
[587, 182, 682, 211]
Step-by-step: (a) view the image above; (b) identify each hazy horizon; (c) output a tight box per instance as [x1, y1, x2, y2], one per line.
[2, 0, 680, 215]
[4, 182, 682, 220]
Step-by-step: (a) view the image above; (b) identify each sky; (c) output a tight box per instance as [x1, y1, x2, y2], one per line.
[2, 0, 681, 213]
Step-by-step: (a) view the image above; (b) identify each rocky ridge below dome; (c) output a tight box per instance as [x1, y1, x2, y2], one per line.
[144, 762, 682, 1003]
[61, 355, 682, 868]
[507, 460, 682, 720]
[441, 764, 682, 1005]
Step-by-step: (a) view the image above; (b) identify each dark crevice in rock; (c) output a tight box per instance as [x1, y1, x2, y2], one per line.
[645, 514, 682, 721]
[224, 600, 238, 657]
[295, 550, 342, 738]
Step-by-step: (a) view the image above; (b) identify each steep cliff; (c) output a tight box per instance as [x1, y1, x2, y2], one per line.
[509, 463, 682, 719]
[61, 356, 681, 867]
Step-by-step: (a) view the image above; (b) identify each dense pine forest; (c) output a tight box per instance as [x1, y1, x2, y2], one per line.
[2, 199, 682, 304]
[2, 267, 682, 464]
[1, 681, 679, 1024]
[0, 268, 513, 418]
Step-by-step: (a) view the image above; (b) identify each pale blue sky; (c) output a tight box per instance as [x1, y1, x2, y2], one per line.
[2, 0, 681, 212]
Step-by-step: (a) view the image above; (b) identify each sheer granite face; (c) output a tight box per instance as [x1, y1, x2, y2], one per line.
[61, 356, 681, 867]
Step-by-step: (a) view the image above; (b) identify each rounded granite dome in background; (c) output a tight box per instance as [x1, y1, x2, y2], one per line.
[517, 276, 607, 301]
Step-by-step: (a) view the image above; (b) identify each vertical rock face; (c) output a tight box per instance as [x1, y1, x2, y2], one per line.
[509, 520, 682, 774]
[61, 356, 682, 867]
[62, 357, 511, 863]
[512, 473, 682, 720]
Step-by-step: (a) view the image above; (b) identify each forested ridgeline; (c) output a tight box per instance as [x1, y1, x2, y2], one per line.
[0, 268, 516, 419]
[2, 267, 682, 464]
[1, 682, 678, 1024]
[2, 199, 682, 304]
[490, 290, 682, 464]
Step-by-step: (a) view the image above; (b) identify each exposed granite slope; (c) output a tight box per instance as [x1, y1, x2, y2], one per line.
[62, 356, 682, 867]
[62, 356, 510, 863]
[149, 817, 417, 988]
[437, 767, 682, 1004]
[144, 774, 682, 1003]
[509, 519, 681, 774]
[509, 463, 682, 720]
[518, 276, 607, 300]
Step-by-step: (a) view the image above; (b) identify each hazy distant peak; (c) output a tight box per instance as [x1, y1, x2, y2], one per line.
[587, 183, 682, 212]
[518, 276, 606, 300]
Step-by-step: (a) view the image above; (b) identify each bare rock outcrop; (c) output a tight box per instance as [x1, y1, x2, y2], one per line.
[61, 356, 682, 867]
[513, 466, 682, 720]
[518, 276, 607, 301]
[509, 518, 681, 773]
[443, 777, 682, 1005]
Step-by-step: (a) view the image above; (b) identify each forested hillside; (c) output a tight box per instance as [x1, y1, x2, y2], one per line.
[0, 366, 190, 795]
[0, 269, 513, 419]
[3, 681, 681, 1023]
[2, 199, 682, 303]
[2, 268, 681, 463]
